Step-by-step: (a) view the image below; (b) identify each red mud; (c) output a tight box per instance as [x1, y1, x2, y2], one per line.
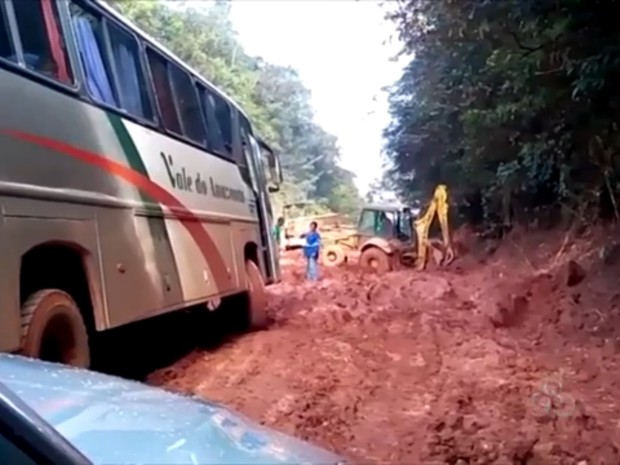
[148, 229, 620, 464]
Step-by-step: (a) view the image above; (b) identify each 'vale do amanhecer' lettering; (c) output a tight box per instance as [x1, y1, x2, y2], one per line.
[160, 152, 245, 203]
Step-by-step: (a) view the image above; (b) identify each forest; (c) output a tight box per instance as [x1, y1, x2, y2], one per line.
[109, 0, 362, 218]
[108, 0, 620, 233]
[382, 0, 620, 231]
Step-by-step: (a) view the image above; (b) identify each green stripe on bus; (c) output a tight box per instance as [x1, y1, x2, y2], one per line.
[106, 113, 183, 291]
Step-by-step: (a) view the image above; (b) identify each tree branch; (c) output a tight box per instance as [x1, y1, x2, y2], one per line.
[508, 30, 544, 55]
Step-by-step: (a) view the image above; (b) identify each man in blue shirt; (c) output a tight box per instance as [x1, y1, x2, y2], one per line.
[303, 221, 321, 281]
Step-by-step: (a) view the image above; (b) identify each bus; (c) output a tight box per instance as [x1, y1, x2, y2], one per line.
[0, 0, 283, 368]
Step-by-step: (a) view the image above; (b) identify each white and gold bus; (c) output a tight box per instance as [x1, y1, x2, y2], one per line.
[0, 0, 283, 368]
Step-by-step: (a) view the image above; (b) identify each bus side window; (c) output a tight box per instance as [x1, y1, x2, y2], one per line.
[168, 64, 206, 144]
[233, 112, 254, 184]
[106, 21, 152, 121]
[238, 116, 253, 164]
[12, 0, 73, 84]
[0, 4, 15, 61]
[146, 48, 182, 135]
[68, 2, 116, 106]
[212, 94, 233, 156]
[196, 84, 228, 158]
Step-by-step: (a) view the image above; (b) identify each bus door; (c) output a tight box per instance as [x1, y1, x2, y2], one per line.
[239, 121, 277, 283]
[250, 135, 283, 282]
[256, 138, 283, 280]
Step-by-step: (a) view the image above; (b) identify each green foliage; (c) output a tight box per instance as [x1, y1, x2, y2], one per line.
[383, 0, 620, 227]
[109, 0, 361, 215]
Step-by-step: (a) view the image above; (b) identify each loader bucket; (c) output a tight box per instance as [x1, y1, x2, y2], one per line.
[428, 238, 455, 267]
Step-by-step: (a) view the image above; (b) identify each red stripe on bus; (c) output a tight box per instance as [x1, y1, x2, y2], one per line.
[3, 129, 230, 291]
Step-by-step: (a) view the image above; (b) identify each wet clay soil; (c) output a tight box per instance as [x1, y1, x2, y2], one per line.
[148, 232, 620, 464]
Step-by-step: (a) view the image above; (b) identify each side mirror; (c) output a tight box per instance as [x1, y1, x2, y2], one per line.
[268, 152, 283, 185]
[259, 139, 283, 192]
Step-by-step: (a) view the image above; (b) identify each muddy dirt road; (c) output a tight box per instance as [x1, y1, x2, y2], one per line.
[147, 232, 620, 464]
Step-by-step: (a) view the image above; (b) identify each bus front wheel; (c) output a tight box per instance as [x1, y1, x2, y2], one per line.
[20, 289, 90, 368]
[245, 260, 267, 330]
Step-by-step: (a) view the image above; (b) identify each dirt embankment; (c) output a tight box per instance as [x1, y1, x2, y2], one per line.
[149, 227, 620, 464]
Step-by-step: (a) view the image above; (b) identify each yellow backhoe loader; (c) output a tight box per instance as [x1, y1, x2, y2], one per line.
[320, 184, 456, 272]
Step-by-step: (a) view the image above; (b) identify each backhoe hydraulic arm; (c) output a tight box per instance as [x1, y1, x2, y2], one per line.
[413, 184, 456, 270]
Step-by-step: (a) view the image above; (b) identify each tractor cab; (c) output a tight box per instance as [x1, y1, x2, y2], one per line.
[357, 204, 415, 244]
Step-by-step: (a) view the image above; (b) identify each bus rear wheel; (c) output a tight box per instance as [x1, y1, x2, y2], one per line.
[20, 289, 90, 368]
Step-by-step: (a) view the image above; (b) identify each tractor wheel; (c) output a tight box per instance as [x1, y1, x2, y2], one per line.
[359, 247, 391, 273]
[322, 245, 347, 267]
[245, 259, 268, 330]
[20, 289, 90, 368]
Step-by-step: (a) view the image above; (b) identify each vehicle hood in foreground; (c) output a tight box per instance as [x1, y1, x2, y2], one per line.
[0, 355, 341, 465]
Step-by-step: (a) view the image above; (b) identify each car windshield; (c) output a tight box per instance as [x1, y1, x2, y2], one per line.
[0, 356, 341, 465]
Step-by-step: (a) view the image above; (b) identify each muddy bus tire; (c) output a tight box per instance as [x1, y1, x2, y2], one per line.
[20, 289, 90, 369]
[245, 260, 268, 330]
